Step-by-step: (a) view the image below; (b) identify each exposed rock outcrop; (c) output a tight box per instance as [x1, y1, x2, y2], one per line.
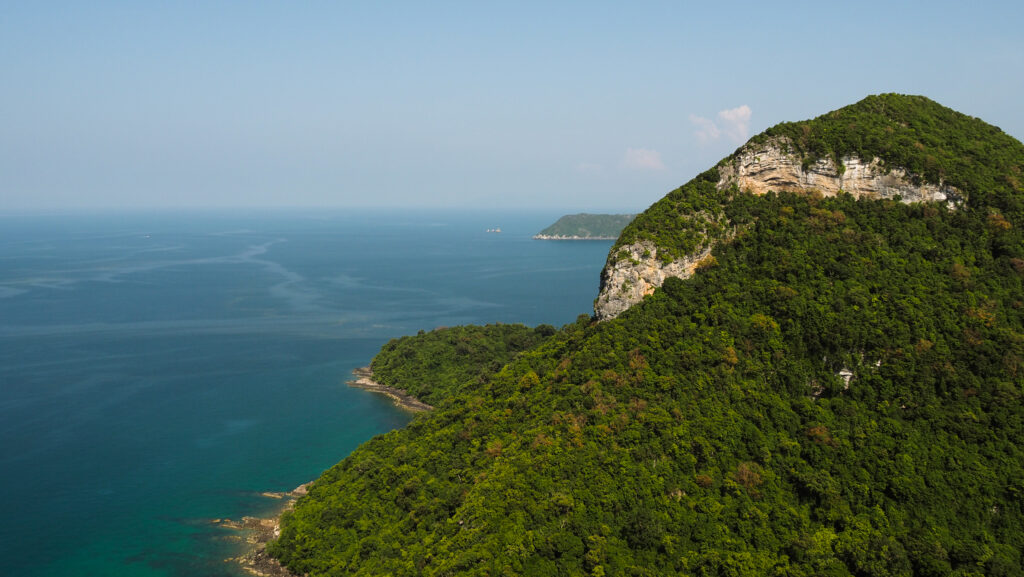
[594, 242, 712, 320]
[347, 366, 434, 412]
[593, 138, 963, 320]
[717, 138, 963, 206]
[218, 483, 311, 577]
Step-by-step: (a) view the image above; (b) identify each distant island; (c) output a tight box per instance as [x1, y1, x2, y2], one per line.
[533, 213, 635, 240]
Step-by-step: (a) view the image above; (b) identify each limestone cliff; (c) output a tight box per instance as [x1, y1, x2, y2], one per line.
[594, 241, 712, 320]
[717, 138, 962, 206]
[594, 138, 963, 320]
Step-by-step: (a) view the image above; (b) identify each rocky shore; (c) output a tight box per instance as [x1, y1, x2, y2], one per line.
[347, 366, 434, 412]
[220, 367, 431, 575]
[214, 484, 310, 576]
[532, 234, 617, 240]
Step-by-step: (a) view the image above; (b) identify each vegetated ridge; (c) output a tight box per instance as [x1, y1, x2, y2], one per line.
[367, 323, 557, 407]
[269, 94, 1024, 576]
[534, 213, 636, 240]
[594, 95, 1020, 320]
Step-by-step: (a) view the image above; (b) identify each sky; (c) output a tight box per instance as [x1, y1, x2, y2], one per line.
[2, 1, 1023, 213]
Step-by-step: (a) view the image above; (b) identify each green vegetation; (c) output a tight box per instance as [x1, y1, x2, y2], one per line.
[613, 94, 1024, 264]
[754, 94, 1024, 210]
[370, 323, 556, 406]
[269, 95, 1024, 576]
[613, 167, 732, 263]
[535, 213, 636, 239]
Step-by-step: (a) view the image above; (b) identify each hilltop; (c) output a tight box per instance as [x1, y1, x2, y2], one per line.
[597, 94, 1022, 319]
[269, 95, 1024, 576]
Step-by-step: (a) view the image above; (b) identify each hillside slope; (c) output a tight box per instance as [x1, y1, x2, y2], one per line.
[596, 94, 1023, 319]
[269, 95, 1024, 576]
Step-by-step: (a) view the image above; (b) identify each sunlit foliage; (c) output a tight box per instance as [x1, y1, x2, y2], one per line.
[270, 95, 1024, 576]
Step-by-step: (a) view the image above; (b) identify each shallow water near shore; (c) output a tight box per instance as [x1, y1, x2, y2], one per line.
[0, 209, 612, 577]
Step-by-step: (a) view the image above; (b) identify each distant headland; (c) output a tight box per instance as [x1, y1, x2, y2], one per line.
[533, 213, 635, 240]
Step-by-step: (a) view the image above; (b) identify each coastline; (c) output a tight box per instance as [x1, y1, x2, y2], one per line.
[226, 368, 433, 575]
[216, 483, 310, 577]
[346, 366, 434, 412]
[532, 234, 617, 240]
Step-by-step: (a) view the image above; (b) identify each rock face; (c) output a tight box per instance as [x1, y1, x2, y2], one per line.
[717, 138, 963, 205]
[593, 138, 963, 320]
[594, 242, 712, 320]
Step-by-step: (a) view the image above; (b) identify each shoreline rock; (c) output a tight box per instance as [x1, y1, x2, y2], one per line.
[225, 367, 432, 574]
[346, 366, 434, 412]
[532, 234, 618, 240]
[215, 483, 310, 577]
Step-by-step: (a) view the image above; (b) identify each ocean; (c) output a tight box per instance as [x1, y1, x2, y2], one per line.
[0, 209, 613, 577]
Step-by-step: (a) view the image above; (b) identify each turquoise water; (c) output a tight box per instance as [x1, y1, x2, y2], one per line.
[0, 209, 613, 577]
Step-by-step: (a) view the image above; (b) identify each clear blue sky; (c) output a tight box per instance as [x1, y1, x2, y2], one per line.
[2, 1, 1022, 212]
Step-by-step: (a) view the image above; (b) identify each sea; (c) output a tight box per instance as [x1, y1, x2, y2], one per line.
[0, 209, 613, 577]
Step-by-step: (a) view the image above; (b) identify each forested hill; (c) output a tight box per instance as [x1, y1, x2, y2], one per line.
[534, 213, 636, 239]
[269, 95, 1024, 576]
[595, 94, 1024, 320]
[614, 93, 1023, 265]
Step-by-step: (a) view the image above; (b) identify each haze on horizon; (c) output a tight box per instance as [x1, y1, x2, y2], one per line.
[2, 1, 1022, 214]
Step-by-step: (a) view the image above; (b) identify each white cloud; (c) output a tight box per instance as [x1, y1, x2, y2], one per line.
[690, 105, 752, 145]
[575, 161, 604, 175]
[689, 114, 721, 144]
[622, 147, 666, 171]
[718, 105, 752, 143]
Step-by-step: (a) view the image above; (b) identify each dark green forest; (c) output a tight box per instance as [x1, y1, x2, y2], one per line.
[269, 95, 1024, 576]
[370, 323, 556, 406]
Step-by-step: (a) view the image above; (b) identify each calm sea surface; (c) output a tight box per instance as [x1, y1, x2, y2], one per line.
[0, 209, 613, 577]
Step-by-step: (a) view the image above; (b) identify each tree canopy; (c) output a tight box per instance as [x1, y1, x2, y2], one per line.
[269, 95, 1024, 576]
